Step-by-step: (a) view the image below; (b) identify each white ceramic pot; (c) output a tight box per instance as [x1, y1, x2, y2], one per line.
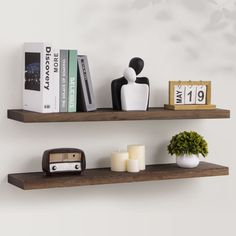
[176, 155, 200, 168]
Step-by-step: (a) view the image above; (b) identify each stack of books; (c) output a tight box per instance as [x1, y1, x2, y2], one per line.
[23, 42, 97, 113]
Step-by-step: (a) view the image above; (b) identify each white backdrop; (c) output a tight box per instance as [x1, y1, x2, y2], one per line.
[0, 0, 235, 235]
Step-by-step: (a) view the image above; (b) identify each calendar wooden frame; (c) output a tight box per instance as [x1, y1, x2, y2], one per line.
[164, 81, 216, 110]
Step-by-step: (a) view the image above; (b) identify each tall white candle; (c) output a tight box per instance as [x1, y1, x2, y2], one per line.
[111, 152, 129, 172]
[128, 145, 145, 170]
[127, 159, 140, 173]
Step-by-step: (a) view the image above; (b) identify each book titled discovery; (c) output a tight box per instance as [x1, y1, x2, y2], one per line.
[23, 42, 58, 113]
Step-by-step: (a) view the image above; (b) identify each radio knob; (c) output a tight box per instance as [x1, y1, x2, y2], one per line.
[52, 166, 57, 171]
[75, 164, 79, 170]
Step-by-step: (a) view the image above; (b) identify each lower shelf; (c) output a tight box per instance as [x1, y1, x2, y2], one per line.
[8, 162, 228, 190]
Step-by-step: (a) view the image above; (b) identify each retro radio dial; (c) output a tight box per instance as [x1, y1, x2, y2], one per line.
[52, 165, 57, 171]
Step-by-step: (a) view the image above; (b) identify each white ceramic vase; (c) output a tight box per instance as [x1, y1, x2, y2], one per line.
[176, 154, 200, 168]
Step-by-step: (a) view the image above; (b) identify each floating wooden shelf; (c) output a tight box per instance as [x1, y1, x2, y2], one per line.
[7, 108, 230, 123]
[8, 162, 228, 190]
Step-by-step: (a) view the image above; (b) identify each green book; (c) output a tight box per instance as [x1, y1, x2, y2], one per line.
[68, 50, 78, 112]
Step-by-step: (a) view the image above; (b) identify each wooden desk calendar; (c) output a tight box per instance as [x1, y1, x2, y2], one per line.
[164, 81, 216, 110]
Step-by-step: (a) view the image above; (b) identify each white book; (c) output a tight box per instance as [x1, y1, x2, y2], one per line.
[23, 42, 55, 113]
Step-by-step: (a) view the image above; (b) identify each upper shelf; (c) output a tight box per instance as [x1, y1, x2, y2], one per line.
[7, 107, 230, 123]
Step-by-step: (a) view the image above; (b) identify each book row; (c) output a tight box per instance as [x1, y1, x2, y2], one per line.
[23, 42, 96, 113]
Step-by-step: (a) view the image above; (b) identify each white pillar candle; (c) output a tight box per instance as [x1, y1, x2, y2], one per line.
[128, 145, 145, 170]
[111, 152, 129, 172]
[127, 159, 140, 173]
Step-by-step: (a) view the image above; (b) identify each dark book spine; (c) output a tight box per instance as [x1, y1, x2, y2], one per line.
[77, 55, 96, 112]
[77, 56, 86, 111]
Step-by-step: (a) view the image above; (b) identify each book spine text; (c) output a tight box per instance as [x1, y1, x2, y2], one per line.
[59, 50, 69, 112]
[68, 50, 77, 112]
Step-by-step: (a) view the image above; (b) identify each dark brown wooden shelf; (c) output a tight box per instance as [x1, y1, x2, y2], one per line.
[8, 162, 228, 190]
[7, 107, 230, 123]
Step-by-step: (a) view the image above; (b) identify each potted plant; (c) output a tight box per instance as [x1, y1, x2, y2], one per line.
[167, 131, 208, 168]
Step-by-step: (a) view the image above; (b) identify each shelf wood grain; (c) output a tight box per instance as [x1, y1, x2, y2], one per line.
[8, 162, 229, 190]
[7, 107, 230, 123]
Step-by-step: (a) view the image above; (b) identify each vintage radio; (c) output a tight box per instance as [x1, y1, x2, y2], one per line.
[42, 148, 86, 175]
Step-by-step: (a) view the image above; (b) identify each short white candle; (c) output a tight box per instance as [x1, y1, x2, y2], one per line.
[127, 159, 140, 173]
[128, 145, 145, 170]
[111, 152, 129, 172]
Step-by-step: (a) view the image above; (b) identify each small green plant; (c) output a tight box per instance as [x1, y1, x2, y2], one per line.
[167, 131, 208, 157]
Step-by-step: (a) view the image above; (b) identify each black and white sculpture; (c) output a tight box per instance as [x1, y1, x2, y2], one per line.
[111, 57, 150, 111]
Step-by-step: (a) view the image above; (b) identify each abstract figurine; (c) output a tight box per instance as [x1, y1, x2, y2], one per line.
[111, 57, 150, 111]
[121, 68, 149, 111]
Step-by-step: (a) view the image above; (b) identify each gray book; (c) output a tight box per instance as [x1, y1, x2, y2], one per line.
[77, 55, 96, 112]
[68, 50, 77, 112]
[59, 50, 69, 112]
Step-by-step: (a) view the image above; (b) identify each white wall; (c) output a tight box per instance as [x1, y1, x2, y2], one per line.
[0, 0, 235, 235]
